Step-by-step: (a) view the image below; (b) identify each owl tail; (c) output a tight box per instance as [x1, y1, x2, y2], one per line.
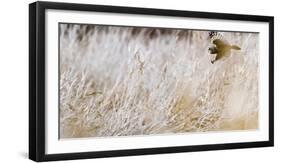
[231, 45, 241, 50]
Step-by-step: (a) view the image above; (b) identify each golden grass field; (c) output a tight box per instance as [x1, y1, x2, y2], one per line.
[59, 24, 259, 138]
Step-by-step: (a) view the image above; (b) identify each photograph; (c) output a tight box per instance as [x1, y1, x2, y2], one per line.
[59, 23, 259, 139]
[29, 2, 273, 161]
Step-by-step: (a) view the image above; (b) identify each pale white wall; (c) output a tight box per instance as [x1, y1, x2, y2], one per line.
[0, 0, 279, 162]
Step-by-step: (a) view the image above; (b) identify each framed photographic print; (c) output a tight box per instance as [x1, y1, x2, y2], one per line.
[29, 1, 274, 162]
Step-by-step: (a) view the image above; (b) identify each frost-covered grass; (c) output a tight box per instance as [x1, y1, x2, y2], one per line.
[59, 24, 259, 138]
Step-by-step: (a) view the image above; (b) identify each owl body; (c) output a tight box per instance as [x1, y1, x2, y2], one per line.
[209, 39, 241, 64]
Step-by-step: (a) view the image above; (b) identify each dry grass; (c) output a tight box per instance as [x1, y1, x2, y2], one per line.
[59, 24, 259, 138]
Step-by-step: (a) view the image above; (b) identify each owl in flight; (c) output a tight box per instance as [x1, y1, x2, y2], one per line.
[208, 39, 241, 64]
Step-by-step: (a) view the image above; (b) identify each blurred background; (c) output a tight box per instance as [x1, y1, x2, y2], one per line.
[59, 24, 259, 138]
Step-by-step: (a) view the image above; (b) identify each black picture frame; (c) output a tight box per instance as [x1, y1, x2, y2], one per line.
[29, 1, 274, 162]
